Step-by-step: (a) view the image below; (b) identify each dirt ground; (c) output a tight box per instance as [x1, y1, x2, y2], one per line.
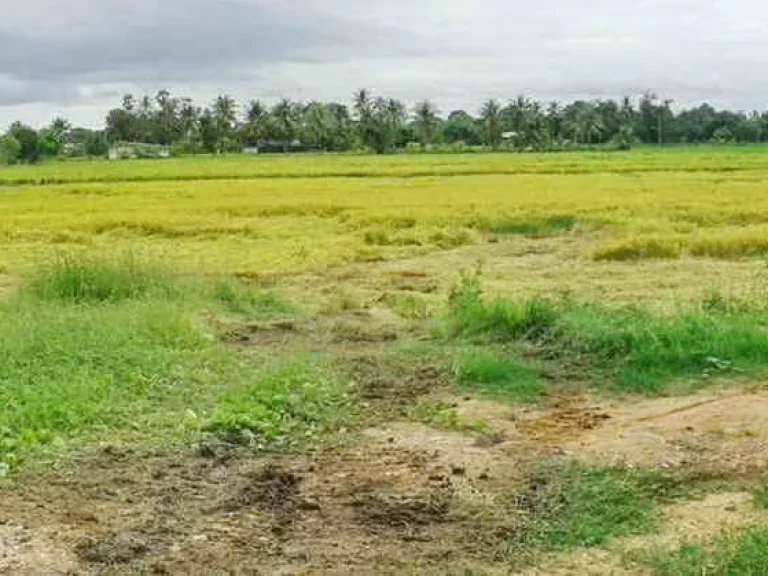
[3, 384, 768, 575]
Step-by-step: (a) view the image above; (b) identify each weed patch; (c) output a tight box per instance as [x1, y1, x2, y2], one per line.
[445, 273, 768, 393]
[0, 297, 235, 471]
[25, 252, 176, 303]
[512, 464, 678, 551]
[647, 526, 768, 575]
[204, 360, 356, 450]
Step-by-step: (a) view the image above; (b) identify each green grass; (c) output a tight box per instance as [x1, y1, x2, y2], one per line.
[211, 279, 295, 317]
[753, 484, 768, 510]
[0, 254, 349, 472]
[648, 526, 768, 575]
[445, 272, 558, 340]
[446, 274, 768, 393]
[25, 252, 177, 303]
[0, 297, 231, 471]
[513, 464, 679, 551]
[454, 350, 544, 403]
[204, 359, 355, 449]
[5, 148, 768, 187]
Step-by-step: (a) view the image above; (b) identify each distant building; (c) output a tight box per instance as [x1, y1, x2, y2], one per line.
[108, 143, 171, 160]
[247, 139, 305, 154]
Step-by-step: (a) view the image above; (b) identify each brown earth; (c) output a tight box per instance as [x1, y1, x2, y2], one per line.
[3, 385, 768, 574]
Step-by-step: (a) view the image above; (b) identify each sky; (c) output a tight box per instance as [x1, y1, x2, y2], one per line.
[3, 0, 768, 128]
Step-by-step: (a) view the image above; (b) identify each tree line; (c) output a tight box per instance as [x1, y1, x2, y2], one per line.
[2, 90, 768, 163]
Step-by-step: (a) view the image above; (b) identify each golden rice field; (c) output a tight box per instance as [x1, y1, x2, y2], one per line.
[3, 148, 768, 303]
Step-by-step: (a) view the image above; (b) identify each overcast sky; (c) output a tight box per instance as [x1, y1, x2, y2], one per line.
[3, 0, 768, 127]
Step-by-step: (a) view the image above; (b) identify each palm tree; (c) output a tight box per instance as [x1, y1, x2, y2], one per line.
[413, 100, 441, 148]
[480, 99, 502, 150]
[271, 98, 300, 152]
[212, 95, 237, 153]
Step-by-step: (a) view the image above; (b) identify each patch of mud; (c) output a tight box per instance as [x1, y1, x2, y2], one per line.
[353, 491, 452, 530]
[221, 319, 298, 346]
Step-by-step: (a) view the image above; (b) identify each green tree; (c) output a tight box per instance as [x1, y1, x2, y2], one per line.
[270, 98, 301, 151]
[0, 133, 21, 164]
[212, 95, 238, 153]
[242, 100, 268, 147]
[8, 123, 41, 163]
[413, 100, 441, 148]
[480, 99, 503, 149]
[442, 110, 481, 145]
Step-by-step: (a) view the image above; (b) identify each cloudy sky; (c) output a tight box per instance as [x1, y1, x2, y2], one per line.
[3, 0, 768, 127]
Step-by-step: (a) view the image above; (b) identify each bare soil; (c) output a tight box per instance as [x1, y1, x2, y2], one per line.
[3, 384, 768, 574]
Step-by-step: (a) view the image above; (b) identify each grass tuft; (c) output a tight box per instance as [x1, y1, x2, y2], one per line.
[445, 271, 558, 340]
[212, 279, 294, 317]
[509, 463, 678, 552]
[488, 215, 577, 237]
[592, 237, 682, 261]
[454, 350, 544, 403]
[25, 252, 176, 303]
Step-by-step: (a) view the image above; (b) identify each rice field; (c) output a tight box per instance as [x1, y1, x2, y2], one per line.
[4, 149, 768, 280]
[4, 148, 768, 574]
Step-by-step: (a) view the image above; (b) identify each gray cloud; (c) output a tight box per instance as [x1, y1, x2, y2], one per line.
[3, 0, 768, 126]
